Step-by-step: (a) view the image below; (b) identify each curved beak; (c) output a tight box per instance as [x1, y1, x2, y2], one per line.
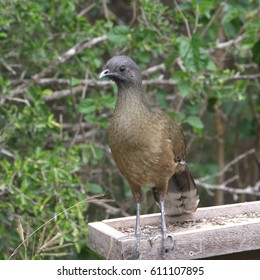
[99, 69, 122, 80]
[99, 69, 112, 79]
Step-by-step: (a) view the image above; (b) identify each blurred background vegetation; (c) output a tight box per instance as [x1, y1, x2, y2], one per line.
[0, 0, 259, 259]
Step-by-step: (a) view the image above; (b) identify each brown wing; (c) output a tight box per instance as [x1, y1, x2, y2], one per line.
[150, 109, 199, 215]
[150, 108, 186, 162]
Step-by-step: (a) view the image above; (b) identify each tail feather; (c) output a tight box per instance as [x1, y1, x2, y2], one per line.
[152, 166, 199, 216]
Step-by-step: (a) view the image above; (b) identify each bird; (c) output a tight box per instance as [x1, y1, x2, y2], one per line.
[100, 55, 199, 239]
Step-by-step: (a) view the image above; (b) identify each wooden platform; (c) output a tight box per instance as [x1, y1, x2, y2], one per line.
[88, 201, 260, 260]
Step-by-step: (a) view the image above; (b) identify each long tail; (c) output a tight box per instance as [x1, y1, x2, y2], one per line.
[152, 166, 199, 216]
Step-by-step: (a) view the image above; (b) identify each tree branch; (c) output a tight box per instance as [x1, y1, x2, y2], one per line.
[34, 35, 108, 81]
[41, 79, 178, 101]
[11, 35, 108, 96]
[225, 73, 260, 82]
[141, 63, 165, 76]
[195, 179, 260, 197]
[91, 201, 130, 217]
[215, 34, 245, 49]
[198, 148, 256, 182]
[174, 0, 192, 39]
[10, 70, 260, 102]
[201, 4, 222, 37]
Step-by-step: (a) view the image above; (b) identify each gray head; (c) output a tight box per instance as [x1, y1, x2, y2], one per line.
[99, 56, 142, 89]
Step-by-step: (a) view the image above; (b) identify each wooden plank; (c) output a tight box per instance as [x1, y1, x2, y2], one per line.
[88, 222, 125, 259]
[102, 201, 260, 227]
[117, 219, 260, 260]
[88, 201, 260, 259]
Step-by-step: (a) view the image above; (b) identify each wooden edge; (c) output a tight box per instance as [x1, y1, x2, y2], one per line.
[88, 202, 260, 259]
[150, 218, 260, 259]
[118, 217, 260, 241]
[102, 201, 260, 229]
[103, 213, 161, 228]
[88, 222, 125, 260]
[89, 218, 260, 259]
[88, 221, 125, 239]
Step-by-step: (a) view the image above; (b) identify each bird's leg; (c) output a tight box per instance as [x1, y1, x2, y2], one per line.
[133, 202, 142, 259]
[158, 198, 175, 259]
[117, 201, 142, 260]
[157, 187, 175, 243]
[159, 199, 167, 239]
[130, 184, 143, 237]
[135, 202, 141, 237]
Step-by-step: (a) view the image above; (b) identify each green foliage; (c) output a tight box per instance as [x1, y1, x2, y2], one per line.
[78, 93, 115, 127]
[0, 0, 259, 260]
[108, 25, 131, 47]
[252, 40, 260, 66]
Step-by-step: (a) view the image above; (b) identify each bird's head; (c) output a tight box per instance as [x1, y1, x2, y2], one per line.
[99, 55, 142, 89]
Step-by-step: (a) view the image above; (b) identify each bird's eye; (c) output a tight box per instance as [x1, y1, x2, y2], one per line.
[119, 66, 126, 72]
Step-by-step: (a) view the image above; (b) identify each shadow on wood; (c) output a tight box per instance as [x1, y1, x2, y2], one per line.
[88, 201, 260, 260]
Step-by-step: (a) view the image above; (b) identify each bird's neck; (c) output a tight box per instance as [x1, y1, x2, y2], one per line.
[115, 84, 149, 115]
[111, 84, 150, 146]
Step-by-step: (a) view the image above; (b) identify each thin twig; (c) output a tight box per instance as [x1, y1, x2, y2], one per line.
[11, 35, 108, 96]
[175, 57, 186, 72]
[0, 58, 16, 74]
[195, 179, 260, 196]
[39, 242, 74, 252]
[201, 4, 222, 37]
[39, 252, 70, 257]
[193, 4, 199, 34]
[225, 73, 260, 82]
[130, 0, 139, 27]
[39, 70, 260, 101]
[8, 195, 112, 259]
[92, 201, 130, 217]
[174, 0, 192, 38]
[142, 63, 165, 76]
[41, 79, 178, 101]
[199, 148, 256, 182]
[215, 34, 246, 49]
[33, 35, 108, 81]
[9, 69, 259, 101]
[0, 148, 15, 159]
[39, 232, 63, 250]
[77, 3, 96, 17]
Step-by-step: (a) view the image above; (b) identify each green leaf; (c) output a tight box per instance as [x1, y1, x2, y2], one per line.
[176, 112, 186, 122]
[0, 32, 7, 39]
[78, 98, 97, 114]
[176, 35, 190, 60]
[186, 116, 204, 129]
[108, 25, 130, 46]
[177, 80, 191, 97]
[190, 34, 201, 71]
[88, 183, 103, 194]
[222, 3, 243, 25]
[252, 40, 260, 66]
[176, 35, 207, 72]
[156, 89, 167, 109]
[71, 77, 80, 87]
[165, 51, 178, 68]
[42, 88, 53, 95]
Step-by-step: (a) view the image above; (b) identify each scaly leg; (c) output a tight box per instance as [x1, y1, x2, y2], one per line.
[159, 200, 167, 239]
[135, 202, 141, 237]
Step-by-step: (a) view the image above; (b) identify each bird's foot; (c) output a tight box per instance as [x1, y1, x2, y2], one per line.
[117, 233, 147, 260]
[148, 230, 175, 246]
[148, 231, 175, 259]
[162, 230, 175, 242]
[161, 231, 175, 258]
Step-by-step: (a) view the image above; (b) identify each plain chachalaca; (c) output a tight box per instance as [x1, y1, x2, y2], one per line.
[100, 55, 199, 239]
